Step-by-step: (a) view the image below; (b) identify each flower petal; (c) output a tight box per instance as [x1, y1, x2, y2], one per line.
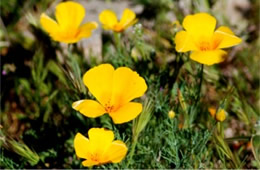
[102, 140, 128, 163]
[175, 30, 198, 52]
[99, 10, 118, 29]
[72, 99, 106, 118]
[55, 1, 85, 30]
[82, 159, 98, 167]
[111, 67, 147, 107]
[190, 50, 227, 65]
[119, 8, 136, 28]
[74, 133, 91, 159]
[183, 13, 216, 39]
[109, 102, 142, 124]
[77, 22, 98, 39]
[83, 64, 115, 106]
[40, 13, 59, 36]
[213, 26, 242, 49]
[88, 128, 114, 149]
[124, 18, 138, 30]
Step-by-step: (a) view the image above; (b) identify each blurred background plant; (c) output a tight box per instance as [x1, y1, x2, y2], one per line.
[1, 0, 259, 169]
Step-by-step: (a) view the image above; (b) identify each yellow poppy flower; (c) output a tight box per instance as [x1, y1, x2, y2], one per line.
[175, 13, 242, 65]
[99, 8, 138, 32]
[40, 1, 98, 43]
[74, 128, 128, 167]
[72, 64, 147, 124]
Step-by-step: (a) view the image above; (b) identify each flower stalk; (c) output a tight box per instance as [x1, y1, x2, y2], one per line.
[114, 32, 122, 54]
[127, 99, 154, 167]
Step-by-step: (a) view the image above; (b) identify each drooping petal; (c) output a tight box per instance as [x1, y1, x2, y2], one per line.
[40, 13, 59, 36]
[111, 67, 147, 107]
[99, 10, 118, 29]
[88, 128, 114, 148]
[119, 8, 136, 28]
[77, 22, 98, 39]
[74, 133, 91, 159]
[190, 50, 227, 65]
[102, 140, 128, 163]
[183, 13, 216, 39]
[83, 64, 115, 106]
[55, 1, 85, 30]
[82, 160, 99, 167]
[72, 99, 106, 118]
[109, 102, 142, 124]
[213, 26, 242, 49]
[175, 30, 198, 52]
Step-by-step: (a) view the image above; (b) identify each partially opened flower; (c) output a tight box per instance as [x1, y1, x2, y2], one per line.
[99, 8, 137, 32]
[74, 128, 127, 167]
[40, 1, 98, 43]
[175, 13, 242, 65]
[72, 64, 147, 124]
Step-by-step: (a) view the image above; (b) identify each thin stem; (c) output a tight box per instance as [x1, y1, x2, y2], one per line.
[196, 64, 204, 101]
[168, 53, 184, 90]
[126, 135, 138, 168]
[114, 32, 122, 54]
[184, 64, 204, 128]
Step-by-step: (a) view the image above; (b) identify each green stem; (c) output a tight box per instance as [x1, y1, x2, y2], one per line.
[168, 53, 184, 90]
[184, 64, 204, 128]
[114, 32, 122, 54]
[196, 64, 204, 101]
[225, 136, 251, 143]
[126, 135, 138, 168]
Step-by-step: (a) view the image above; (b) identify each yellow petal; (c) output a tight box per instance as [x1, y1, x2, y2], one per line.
[119, 8, 136, 28]
[183, 13, 216, 39]
[82, 160, 98, 167]
[102, 140, 128, 163]
[83, 64, 115, 106]
[40, 13, 59, 35]
[77, 22, 98, 39]
[74, 133, 91, 159]
[55, 1, 85, 30]
[88, 128, 114, 148]
[124, 18, 138, 30]
[111, 67, 147, 107]
[99, 10, 118, 29]
[213, 26, 242, 49]
[190, 50, 227, 65]
[72, 100, 105, 118]
[109, 102, 142, 124]
[175, 31, 198, 52]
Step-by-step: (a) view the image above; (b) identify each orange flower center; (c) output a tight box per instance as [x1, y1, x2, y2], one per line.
[90, 153, 100, 162]
[199, 41, 211, 51]
[113, 24, 123, 32]
[198, 38, 221, 51]
[104, 101, 116, 113]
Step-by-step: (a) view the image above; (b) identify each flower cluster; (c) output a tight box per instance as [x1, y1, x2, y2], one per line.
[40, 2, 137, 43]
[39, 1, 242, 168]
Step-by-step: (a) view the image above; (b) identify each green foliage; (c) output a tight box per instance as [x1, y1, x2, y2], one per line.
[1, 0, 259, 169]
